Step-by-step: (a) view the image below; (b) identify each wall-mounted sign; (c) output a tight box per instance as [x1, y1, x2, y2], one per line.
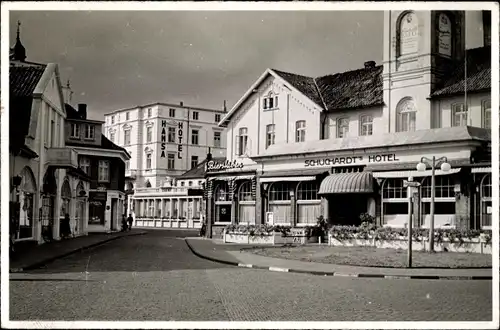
[177, 122, 183, 159]
[304, 153, 400, 167]
[400, 12, 419, 55]
[206, 159, 244, 172]
[437, 13, 452, 57]
[161, 120, 167, 158]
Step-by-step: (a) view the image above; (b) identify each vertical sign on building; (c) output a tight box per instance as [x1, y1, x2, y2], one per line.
[177, 122, 183, 159]
[161, 120, 167, 158]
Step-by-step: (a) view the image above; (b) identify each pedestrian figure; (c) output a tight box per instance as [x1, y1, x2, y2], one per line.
[62, 213, 72, 238]
[121, 214, 128, 232]
[127, 214, 133, 231]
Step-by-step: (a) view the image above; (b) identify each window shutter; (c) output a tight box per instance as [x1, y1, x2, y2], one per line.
[235, 135, 240, 156]
[246, 138, 252, 156]
[275, 96, 278, 108]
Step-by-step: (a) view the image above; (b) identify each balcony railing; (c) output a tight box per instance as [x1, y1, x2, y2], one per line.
[45, 148, 78, 168]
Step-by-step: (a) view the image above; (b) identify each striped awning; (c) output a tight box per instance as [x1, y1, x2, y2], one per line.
[471, 167, 491, 173]
[318, 172, 375, 194]
[373, 168, 461, 179]
[260, 176, 316, 183]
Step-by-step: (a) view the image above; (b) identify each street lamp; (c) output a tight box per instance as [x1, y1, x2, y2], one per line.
[416, 156, 451, 252]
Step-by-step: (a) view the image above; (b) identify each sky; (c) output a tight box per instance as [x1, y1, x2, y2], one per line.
[9, 10, 485, 121]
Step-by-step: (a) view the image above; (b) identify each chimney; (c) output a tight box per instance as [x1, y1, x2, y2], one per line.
[180, 101, 184, 107]
[77, 103, 87, 120]
[223, 100, 227, 113]
[364, 61, 376, 69]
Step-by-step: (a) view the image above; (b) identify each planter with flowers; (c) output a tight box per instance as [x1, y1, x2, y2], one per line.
[328, 223, 492, 254]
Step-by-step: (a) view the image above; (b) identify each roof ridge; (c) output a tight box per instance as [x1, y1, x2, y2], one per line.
[315, 64, 383, 80]
[271, 68, 314, 80]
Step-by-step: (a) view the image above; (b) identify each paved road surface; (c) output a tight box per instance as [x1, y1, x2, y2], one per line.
[9, 230, 492, 321]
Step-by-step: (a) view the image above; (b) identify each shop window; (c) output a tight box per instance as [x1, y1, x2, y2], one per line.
[396, 97, 416, 132]
[382, 178, 407, 199]
[381, 178, 409, 226]
[17, 167, 36, 239]
[421, 175, 454, 199]
[297, 181, 321, 225]
[238, 181, 255, 224]
[481, 174, 492, 228]
[215, 182, 232, 202]
[268, 182, 292, 225]
[359, 115, 373, 136]
[482, 100, 491, 129]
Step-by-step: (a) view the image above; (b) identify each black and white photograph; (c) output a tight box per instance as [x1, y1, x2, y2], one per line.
[1, 1, 498, 328]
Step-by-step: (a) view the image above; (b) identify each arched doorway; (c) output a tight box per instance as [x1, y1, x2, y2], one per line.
[41, 168, 57, 242]
[76, 181, 86, 235]
[17, 167, 36, 239]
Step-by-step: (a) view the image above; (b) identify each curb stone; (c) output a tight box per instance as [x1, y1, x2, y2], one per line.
[10, 232, 147, 273]
[184, 239, 492, 281]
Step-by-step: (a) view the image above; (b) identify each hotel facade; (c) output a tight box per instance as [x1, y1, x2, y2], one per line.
[102, 102, 227, 190]
[204, 10, 493, 238]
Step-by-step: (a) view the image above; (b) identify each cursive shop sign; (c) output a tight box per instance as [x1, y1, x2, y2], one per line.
[304, 153, 400, 167]
[206, 160, 244, 172]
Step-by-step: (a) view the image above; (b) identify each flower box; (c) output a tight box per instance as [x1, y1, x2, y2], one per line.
[223, 227, 319, 245]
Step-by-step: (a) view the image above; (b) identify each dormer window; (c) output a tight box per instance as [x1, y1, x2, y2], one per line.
[85, 124, 95, 140]
[70, 123, 80, 139]
[263, 92, 278, 110]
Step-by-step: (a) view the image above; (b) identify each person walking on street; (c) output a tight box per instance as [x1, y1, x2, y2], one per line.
[121, 214, 128, 232]
[127, 214, 133, 231]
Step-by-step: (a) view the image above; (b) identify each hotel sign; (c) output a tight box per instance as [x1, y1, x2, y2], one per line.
[161, 120, 167, 158]
[304, 153, 400, 167]
[206, 160, 244, 172]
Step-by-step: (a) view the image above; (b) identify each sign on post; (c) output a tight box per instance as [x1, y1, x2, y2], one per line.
[403, 180, 421, 188]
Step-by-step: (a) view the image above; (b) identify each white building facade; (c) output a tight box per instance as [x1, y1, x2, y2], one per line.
[204, 10, 493, 238]
[103, 102, 227, 189]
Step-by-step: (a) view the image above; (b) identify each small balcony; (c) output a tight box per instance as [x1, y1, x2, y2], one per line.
[45, 148, 78, 169]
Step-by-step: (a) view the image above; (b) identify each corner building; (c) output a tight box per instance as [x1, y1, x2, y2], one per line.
[205, 10, 493, 238]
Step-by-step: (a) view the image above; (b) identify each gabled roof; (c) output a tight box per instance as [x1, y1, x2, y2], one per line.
[9, 64, 47, 154]
[9, 65, 46, 97]
[177, 156, 226, 179]
[271, 69, 324, 109]
[253, 126, 490, 160]
[432, 46, 492, 97]
[220, 64, 385, 126]
[315, 65, 383, 110]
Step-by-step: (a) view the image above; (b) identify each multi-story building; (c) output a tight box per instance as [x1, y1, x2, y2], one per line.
[204, 10, 493, 238]
[65, 103, 130, 233]
[9, 23, 90, 249]
[102, 102, 227, 190]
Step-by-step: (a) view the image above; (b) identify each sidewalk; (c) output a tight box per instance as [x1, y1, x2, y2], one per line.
[10, 230, 147, 272]
[185, 238, 493, 281]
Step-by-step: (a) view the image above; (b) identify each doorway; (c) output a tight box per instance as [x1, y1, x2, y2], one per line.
[111, 198, 118, 231]
[328, 194, 369, 226]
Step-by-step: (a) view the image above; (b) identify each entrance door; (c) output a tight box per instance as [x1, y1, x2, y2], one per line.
[329, 194, 368, 226]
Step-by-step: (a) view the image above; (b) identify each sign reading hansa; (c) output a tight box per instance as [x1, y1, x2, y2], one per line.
[304, 153, 400, 167]
[206, 160, 244, 172]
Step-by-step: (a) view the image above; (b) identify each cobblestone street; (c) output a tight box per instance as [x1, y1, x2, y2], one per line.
[9, 230, 492, 321]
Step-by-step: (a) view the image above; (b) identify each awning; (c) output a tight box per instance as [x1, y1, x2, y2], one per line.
[260, 176, 316, 183]
[373, 168, 461, 179]
[318, 172, 375, 194]
[210, 175, 255, 181]
[471, 167, 491, 173]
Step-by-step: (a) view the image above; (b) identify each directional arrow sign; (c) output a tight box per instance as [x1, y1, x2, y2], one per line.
[403, 180, 421, 188]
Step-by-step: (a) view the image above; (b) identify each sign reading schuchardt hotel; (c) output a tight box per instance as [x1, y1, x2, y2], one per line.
[304, 153, 400, 167]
